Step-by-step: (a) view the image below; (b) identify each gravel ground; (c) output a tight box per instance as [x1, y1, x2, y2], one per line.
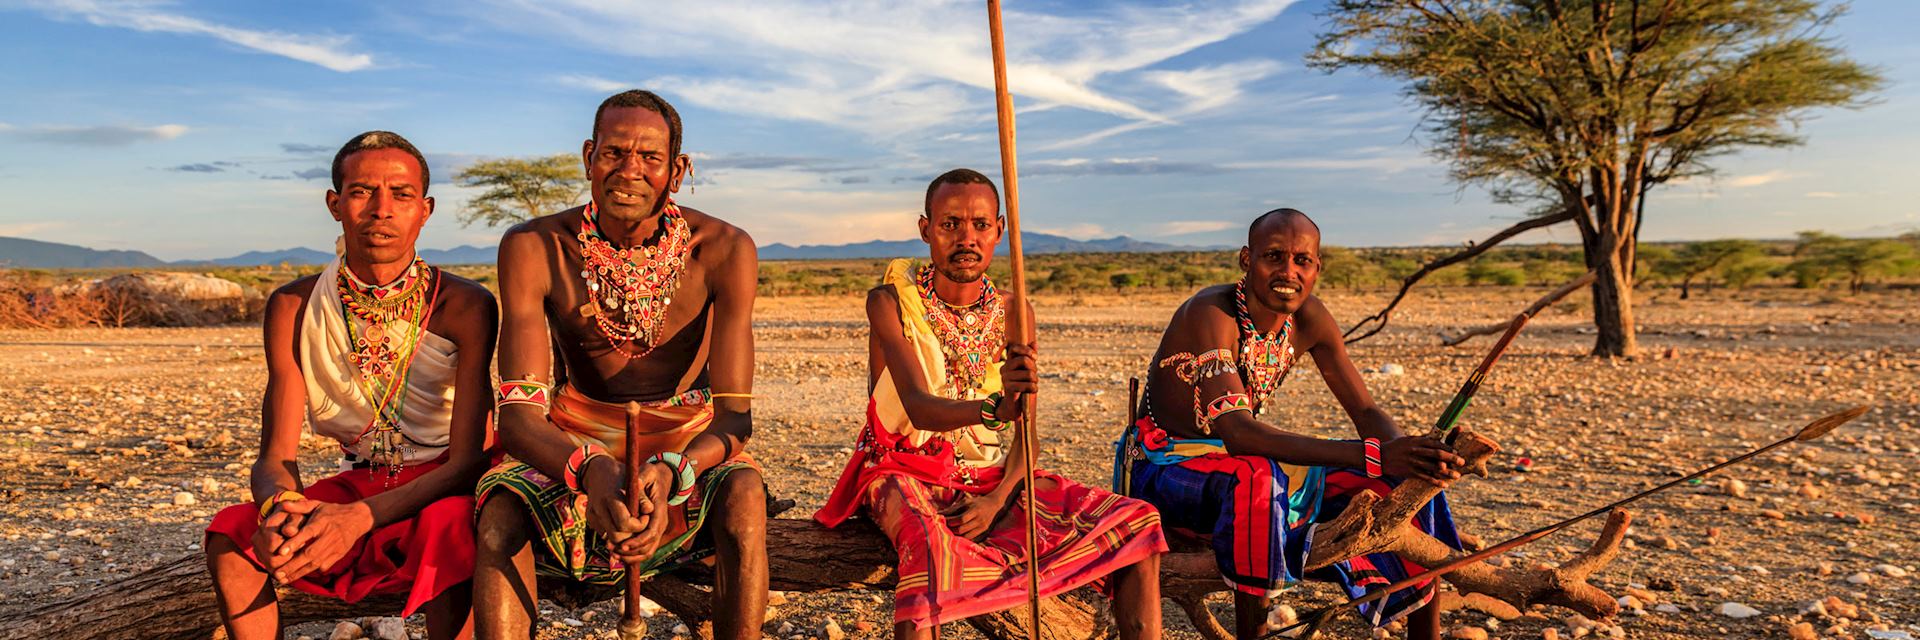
[0, 286, 1915, 639]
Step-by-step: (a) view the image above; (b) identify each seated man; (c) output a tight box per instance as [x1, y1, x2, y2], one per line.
[1117, 209, 1466, 640]
[473, 89, 766, 639]
[817, 169, 1168, 639]
[205, 131, 498, 640]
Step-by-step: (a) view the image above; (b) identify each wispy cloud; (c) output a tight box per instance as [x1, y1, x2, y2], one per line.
[1804, 191, 1846, 199]
[482, 0, 1297, 139]
[1158, 220, 1235, 236]
[1033, 223, 1107, 239]
[0, 122, 188, 146]
[291, 167, 329, 180]
[1024, 157, 1221, 176]
[1722, 170, 1795, 188]
[693, 153, 865, 174]
[163, 162, 232, 173]
[0, 221, 64, 237]
[280, 142, 331, 155]
[30, 0, 374, 72]
[554, 73, 629, 93]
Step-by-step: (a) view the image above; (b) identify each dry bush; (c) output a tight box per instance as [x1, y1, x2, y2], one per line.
[0, 271, 106, 329]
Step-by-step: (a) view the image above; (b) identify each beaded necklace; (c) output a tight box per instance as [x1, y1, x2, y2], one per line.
[577, 200, 691, 359]
[914, 264, 1005, 399]
[336, 256, 439, 477]
[1233, 279, 1298, 410]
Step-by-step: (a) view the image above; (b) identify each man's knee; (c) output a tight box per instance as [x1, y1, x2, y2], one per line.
[474, 493, 531, 555]
[713, 468, 766, 541]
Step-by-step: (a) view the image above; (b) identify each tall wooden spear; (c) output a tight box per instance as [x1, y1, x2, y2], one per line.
[986, 1, 1044, 636]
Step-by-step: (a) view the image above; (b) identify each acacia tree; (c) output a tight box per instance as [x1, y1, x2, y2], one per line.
[1313, 0, 1880, 356]
[455, 154, 586, 227]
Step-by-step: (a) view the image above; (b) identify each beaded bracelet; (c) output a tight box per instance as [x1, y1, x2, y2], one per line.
[648, 451, 699, 506]
[1363, 438, 1383, 479]
[1202, 393, 1254, 430]
[257, 490, 305, 522]
[979, 392, 1009, 432]
[498, 379, 551, 409]
[564, 444, 610, 493]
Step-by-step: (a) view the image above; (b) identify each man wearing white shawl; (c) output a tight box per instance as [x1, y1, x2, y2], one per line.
[204, 131, 498, 640]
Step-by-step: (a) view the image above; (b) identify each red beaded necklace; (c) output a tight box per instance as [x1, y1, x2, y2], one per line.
[1234, 279, 1298, 410]
[577, 200, 691, 359]
[336, 256, 439, 475]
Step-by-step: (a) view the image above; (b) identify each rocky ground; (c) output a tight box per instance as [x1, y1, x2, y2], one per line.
[0, 285, 1915, 639]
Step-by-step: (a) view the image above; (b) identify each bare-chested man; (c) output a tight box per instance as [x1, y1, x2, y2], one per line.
[1118, 209, 1467, 640]
[816, 169, 1167, 638]
[472, 90, 766, 639]
[205, 131, 497, 640]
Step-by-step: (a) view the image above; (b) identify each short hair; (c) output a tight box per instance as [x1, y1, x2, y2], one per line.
[923, 168, 1001, 217]
[331, 130, 430, 194]
[593, 89, 684, 158]
[1249, 207, 1320, 240]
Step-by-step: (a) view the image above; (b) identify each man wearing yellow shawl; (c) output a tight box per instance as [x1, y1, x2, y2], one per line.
[816, 169, 1167, 639]
[472, 90, 767, 639]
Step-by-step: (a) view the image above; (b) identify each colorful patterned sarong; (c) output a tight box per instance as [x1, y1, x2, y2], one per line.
[476, 384, 756, 585]
[206, 459, 475, 616]
[1118, 416, 1464, 626]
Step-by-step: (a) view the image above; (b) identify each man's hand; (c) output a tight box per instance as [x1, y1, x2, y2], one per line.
[582, 456, 644, 543]
[941, 491, 1012, 541]
[1380, 435, 1465, 487]
[996, 342, 1038, 422]
[250, 507, 304, 568]
[268, 500, 373, 583]
[608, 461, 676, 563]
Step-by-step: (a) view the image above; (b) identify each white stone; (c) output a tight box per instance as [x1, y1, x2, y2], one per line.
[1716, 602, 1762, 619]
[172, 492, 197, 506]
[561, 618, 583, 628]
[1654, 604, 1681, 614]
[823, 620, 846, 640]
[1874, 564, 1908, 578]
[366, 617, 405, 640]
[1380, 363, 1407, 376]
[1846, 572, 1875, 585]
[1269, 604, 1299, 627]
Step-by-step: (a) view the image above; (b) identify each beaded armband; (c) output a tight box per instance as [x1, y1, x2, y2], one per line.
[1363, 438, 1383, 479]
[648, 451, 698, 506]
[979, 391, 1010, 432]
[1202, 393, 1254, 429]
[257, 490, 305, 522]
[497, 379, 551, 409]
[564, 444, 610, 493]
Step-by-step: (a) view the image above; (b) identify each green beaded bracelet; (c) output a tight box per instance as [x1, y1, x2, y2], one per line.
[979, 391, 1010, 432]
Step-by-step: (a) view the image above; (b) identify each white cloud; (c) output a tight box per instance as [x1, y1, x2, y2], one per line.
[1, 122, 187, 146]
[1722, 170, 1794, 188]
[1141, 59, 1284, 113]
[480, 0, 1297, 140]
[1158, 220, 1235, 236]
[32, 0, 374, 72]
[1033, 223, 1107, 239]
[0, 221, 64, 237]
[1223, 152, 1432, 174]
[1804, 191, 1845, 198]
[554, 73, 629, 93]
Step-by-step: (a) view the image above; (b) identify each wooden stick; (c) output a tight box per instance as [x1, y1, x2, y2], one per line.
[985, 1, 1042, 636]
[1433, 271, 1595, 439]
[620, 401, 646, 640]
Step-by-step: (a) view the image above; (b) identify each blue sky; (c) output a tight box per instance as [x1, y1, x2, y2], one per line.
[1, 0, 1915, 261]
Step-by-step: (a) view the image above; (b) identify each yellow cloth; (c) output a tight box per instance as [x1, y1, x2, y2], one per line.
[300, 257, 457, 465]
[548, 384, 714, 459]
[872, 258, 1005, 468]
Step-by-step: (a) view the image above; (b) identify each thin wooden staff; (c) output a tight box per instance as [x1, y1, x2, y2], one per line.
[1269, 405, 1871, 639]
[986, 1, 1043, 636]
[1433, 271, 1595, 440]
[619, 402, 646, 640]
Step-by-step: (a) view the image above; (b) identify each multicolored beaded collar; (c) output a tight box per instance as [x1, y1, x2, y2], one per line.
[914, 264, 1005, 399]
[336, 256, 440, 477]
[577, 199, 691, 360]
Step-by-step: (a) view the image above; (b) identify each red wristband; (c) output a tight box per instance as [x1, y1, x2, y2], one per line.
[1363, 438, 1383, 478]
[564, 444, 609, 493]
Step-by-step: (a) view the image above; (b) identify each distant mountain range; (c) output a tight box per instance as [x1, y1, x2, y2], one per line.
[758, 232, 1214, 260]
[2, 233, 1219, 269]
[0, 237, 168, 268]
[0, 236, 498, 269]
